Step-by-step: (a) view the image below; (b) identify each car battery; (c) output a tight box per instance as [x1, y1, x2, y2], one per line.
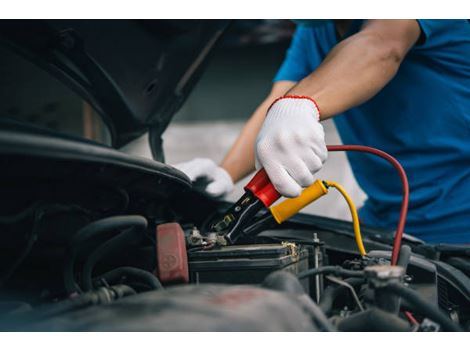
[188, 243, 310, 293]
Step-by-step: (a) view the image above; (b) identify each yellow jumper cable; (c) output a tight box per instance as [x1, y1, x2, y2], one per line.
[323, 181, 366, 257]
[269, 179, 367, 257]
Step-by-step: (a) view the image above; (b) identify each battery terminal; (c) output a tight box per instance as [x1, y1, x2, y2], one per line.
[281, 241, 298, 258]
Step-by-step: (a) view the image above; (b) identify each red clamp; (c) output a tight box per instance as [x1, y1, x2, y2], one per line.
[244, 169, 281, 208]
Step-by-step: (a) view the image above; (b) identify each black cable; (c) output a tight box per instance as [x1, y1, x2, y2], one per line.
[298, 266, 365, 280]
[1, 203, 91, 286]
[318, 277, 365, 315]
[63, 215, 147, 294]
[94, 267, 163, 290]
[110, 187, 130, 214]
[386, 282, 462, 332]
[0, 206, 44, 286]
[81, 226, 144, 291]
[0, 201, 43, 224]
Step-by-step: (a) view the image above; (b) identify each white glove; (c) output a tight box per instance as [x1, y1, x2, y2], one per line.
[173, 158, 234, 198]
[255, 96, 327, 198]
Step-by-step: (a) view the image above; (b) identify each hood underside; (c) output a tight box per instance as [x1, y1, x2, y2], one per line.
[0, 20, 230, 153]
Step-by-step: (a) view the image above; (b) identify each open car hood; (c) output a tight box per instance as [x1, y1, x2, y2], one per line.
[0, 20, 230, 157]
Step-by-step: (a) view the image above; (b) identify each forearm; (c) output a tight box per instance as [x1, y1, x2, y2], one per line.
[288, 20, 420, 119]
[221, 81, 295, 182]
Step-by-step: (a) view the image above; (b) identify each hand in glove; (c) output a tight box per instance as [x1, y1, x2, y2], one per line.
[173, 158, 234, 198]
[255, 96, 327, 198]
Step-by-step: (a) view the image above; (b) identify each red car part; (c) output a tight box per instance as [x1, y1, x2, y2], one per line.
[155, 223, 189, 284]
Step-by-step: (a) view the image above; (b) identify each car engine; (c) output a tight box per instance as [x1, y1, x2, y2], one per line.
[0, 19, 469, 332]
[0, 143, 469, 332]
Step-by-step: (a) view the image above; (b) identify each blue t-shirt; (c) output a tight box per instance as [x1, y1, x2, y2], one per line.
[274, 20, 470, 244]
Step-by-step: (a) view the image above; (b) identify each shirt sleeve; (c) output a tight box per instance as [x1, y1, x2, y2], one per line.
[415, 20, 468, 49]
[273, 27, 312, 83]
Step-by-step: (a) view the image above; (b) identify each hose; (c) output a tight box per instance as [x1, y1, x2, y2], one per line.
[262, 270, 305, 295]
[93, 267, 163, 290]
[297, 295, 337, 332]
[298, 266, 365, 280]
[386, 282, 462, 332]
[327, 145, 409, 265]
[324, 181, 366, 256]
[338, 308, 412, 332]
[397, 245, 412, 270]
[262, 270, 336, 331]
[81, 224, 147, 291]
[64, 215, 147, 294]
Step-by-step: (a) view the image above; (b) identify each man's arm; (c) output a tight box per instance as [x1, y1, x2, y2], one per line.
[223, 20, 421, 181]
[254, 20, 422, 197]
[288, 20, 421, 118]
[176, 20, 422, 198]
[220, 81, 296, 182]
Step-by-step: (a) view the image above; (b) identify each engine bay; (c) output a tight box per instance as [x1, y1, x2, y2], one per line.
[0, 128, 470, 332]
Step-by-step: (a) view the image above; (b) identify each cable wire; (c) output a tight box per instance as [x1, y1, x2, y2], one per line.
[325, 275, 364, 311]
[386, 282, 462, 332]
[327, 145, 409, 265]
[324, 180, 366, 256]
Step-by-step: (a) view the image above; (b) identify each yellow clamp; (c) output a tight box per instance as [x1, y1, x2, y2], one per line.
[269, 179, 367, 257]
[270, 180, 328, 224]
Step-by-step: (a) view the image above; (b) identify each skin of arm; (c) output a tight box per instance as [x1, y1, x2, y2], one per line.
[221, 20, 422, 183]
[288, 20, 422, 118]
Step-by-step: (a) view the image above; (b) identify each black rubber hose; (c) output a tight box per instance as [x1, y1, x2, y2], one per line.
[338, 308, 412, 332]
[262, 270, 306, 295]
[64, 215, 147, 294]
[261, 271, 335, 331]
[445, 257, 470, 276]
[386, 282, 462, 332]
[318, 277, 365, 315]
[298, 266, 365, 280]
[81, 225, 146, 291]
[397, 245, 412, 270]
[94, 267, 163, 290]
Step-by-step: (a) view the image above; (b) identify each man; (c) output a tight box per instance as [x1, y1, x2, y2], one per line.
[176, 20, 470, 243]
